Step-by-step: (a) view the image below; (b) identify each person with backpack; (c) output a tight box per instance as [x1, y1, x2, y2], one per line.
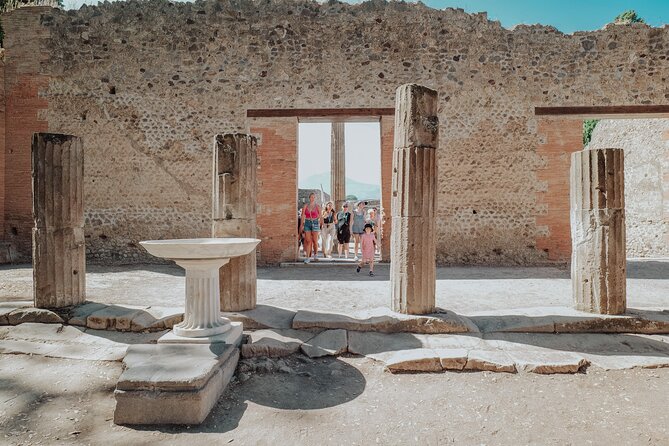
[336, 202, 351, 259]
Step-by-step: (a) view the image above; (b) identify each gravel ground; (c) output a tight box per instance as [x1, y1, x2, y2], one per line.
[1, 260, 667, 314]
[1, 354, 668, 445]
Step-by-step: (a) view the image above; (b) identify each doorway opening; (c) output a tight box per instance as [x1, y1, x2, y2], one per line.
[297, 120, 382, 263]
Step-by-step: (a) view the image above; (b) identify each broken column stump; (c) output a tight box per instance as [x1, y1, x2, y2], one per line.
[570, 148, 626, 315]
[390, 84, 439, 315]
[32, 133, 86, 309]
[212, 133, 258, 311]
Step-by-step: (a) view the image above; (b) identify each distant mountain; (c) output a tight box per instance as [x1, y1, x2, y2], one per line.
[300, 172, 380, 199]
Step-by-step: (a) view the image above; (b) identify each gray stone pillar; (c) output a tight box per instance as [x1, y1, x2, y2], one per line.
[32, 133, 85, 308]
[390, 84, 438, 315]
[570, 148, 626, 315]
[330, 122, 346, 210]
[212, 133, 257, 311]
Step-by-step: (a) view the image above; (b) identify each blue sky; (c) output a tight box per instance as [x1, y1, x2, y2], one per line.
[419, 0, 669, 33]
[65, 0, 669, 33]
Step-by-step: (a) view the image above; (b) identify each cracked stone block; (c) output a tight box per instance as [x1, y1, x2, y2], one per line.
[7, 308, 64, 325]
[241, 329, 316, 358]
[300, 329, 348, 358]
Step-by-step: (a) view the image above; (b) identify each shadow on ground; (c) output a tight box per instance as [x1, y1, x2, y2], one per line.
[131, 356, 366, 434]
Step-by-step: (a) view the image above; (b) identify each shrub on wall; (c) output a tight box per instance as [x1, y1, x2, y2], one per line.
[614, 10, 645, 24]
[583, 119, 600, 146]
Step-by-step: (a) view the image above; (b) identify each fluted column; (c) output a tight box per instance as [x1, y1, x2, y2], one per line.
[330, 122, 346, 210]
[32, 133, 85, 309]
[172, 258, 231, 337]
[570, 148, 626, 315]
[212, 134, 257, 311]
[390, 84, 439, 315]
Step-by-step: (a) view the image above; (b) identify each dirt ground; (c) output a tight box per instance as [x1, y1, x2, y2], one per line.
[1, 353, 668, 446]
[1, 260, 667, 313]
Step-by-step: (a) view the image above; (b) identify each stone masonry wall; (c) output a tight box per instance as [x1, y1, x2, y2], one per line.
[1, 0, 668, 264]
[589, 119, 669, 257]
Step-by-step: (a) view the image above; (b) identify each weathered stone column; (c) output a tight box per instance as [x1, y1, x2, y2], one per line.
[32, 133, 85, 308]
[390, 84, 438, 315]
[330, 122, 346, 210]
[212, 133, 257, 311]
[570, 148, 626, 315]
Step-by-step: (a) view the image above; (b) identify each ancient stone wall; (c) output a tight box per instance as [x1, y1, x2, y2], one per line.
[1, 0, 668, 264]
[589, 119, 669, 257]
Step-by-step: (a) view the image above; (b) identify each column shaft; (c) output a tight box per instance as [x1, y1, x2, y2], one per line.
[32, 133, 85, 308]
[212, 134, 258, 311]
[330, 122, 346, 209]
[390, 84, 439, 315]
[570, 148, 626, 315]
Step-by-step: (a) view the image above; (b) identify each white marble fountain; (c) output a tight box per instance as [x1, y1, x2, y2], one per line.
[140, 237, 260, 343]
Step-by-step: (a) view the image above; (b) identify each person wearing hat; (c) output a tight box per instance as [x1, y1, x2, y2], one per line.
[336, 202, 352, 259]
[320, 201, 337, 258]
[356, 223, 377, 276]
[351, 201, 366, 261]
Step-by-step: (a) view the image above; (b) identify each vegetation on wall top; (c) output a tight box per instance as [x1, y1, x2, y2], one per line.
[614, 10, 645, 24]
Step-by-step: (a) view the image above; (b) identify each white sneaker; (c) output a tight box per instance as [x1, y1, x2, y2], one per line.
[304, 258, 310, 264]
[353, 256, 359, 261]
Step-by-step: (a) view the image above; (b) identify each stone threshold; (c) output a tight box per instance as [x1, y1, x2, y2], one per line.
[240, 327, 669, 374]
[2, 301, 668, 336]
[225, 305, 669, 335]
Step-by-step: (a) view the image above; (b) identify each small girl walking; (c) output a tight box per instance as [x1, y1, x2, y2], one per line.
[356, 223, 377, 276]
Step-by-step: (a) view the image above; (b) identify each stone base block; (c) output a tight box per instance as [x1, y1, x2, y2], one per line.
[114, 343, 240, 425]
[158, 322, 243, 345]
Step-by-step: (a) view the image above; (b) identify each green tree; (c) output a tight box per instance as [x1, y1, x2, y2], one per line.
[614, 10, 644, 24]
[583, 119, 600, 146]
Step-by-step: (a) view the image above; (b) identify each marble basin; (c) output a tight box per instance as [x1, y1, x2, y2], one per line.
[140, 237, 260, 340]
[140, 237, 259, 260]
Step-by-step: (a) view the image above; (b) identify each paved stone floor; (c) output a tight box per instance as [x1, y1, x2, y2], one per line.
[1, 259, 667, 314]
[1, 354, 667, 445]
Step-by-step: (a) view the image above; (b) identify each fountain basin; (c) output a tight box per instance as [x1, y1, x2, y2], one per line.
[140, 237, 259, 260]
[140, 237, 260, 342]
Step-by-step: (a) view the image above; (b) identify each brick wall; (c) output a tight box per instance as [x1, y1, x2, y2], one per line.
[379, 115, 394, 262]
[2, 7, 51, 260]
[0, 59, 5, 240]
[535, 118, 584, 261]
[2, 3, 668, 265]
[251, 118, 298, 264]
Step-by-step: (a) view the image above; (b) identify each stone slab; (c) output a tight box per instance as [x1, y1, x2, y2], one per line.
[87, 304, 149, 331]
[117, 343, 237, 391]
[241, 328, 316, 358]
[130, 306, 183, 332]
[383, 348, 442, 373]
[293, 307, 475, 334]
[506, 350, 589, 374]
[0, 301, 32, 325]
[114, 348, 239, 425]
[347, 331, 424, 357]
[465, 350, 517, 373]
[0, 323, 131, 361]
[223, 304, 296, 330]
[7, 308, 64, 325]
[300, 329, 348, 358]
[68, 301, 108, 327]
[467, 306, 669, 334]
[435, 348, 468, 370]
[158, 322, 243, 346]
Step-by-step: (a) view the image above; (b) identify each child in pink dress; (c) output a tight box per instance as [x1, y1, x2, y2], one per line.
[356, 224, 377, 276]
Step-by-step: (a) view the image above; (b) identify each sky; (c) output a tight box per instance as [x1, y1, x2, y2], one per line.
[64, 0, 669, 32]
[298, 122, 381, 188]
